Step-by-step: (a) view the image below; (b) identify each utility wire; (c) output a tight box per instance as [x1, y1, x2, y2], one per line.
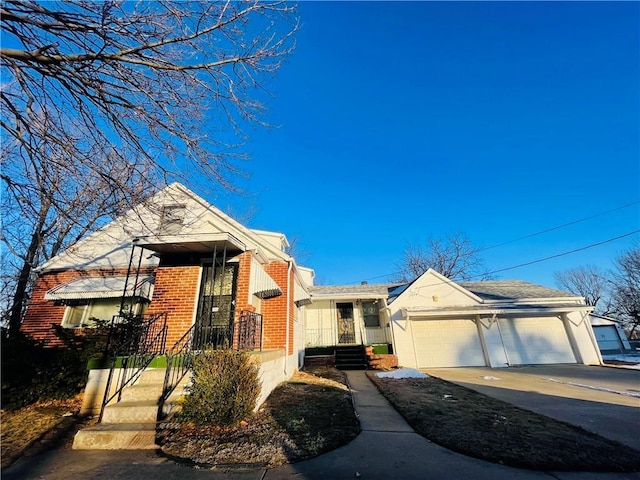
[357, 229, 640, 285]
[355, 200, 639, 284]
[481, 229, 640, 277]
[475, 200, 640, 253]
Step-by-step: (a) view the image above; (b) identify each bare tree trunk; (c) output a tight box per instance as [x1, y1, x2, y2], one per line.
[8, 206, 48, 336]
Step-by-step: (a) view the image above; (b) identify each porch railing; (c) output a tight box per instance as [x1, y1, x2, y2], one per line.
[160, 311, 263, 409]
[363, 327, 388, 345]
[305, 328, 335, 347]
[305, 327, 388, 347]
[99, 312, 168, 422]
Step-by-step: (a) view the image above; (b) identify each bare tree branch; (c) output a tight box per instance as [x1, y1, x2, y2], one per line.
[0, 1, 298, 334]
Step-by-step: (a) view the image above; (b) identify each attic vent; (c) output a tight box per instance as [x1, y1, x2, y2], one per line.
[159, 204, 185, 234]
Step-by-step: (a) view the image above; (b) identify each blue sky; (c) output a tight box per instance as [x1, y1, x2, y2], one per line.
[214, 1, 639, 288]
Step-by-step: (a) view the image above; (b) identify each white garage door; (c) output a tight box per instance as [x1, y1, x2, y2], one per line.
[593, 325, 623, 352]
[412, 319, 486, 367]
[498, 317, 575, 365]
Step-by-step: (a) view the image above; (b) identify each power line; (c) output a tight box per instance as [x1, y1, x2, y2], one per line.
[483, 230, 640, 277]
[356, 229, 640, 286]
[475, 201, 640, 254]
[354, 200, 639, 284]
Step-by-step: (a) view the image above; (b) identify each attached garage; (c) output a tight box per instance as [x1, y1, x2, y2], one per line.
[498, 317, 576, 365]
[412, 318, 486, 367]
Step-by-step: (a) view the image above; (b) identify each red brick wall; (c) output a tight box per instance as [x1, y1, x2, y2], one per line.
[20, 268, 154, 346]
[146, 265, 201, 349]
[262, 262, 294, 354]
[234, 252, 254, 315]
[20, 255, 296, 355]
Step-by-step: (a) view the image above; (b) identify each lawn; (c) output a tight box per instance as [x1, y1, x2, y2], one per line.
[0, 395, 90, 469]
[367, 371, 640, 472]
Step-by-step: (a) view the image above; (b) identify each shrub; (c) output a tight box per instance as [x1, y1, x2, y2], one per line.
[1, 326, 108, 410]
[179, 349, 260, 426]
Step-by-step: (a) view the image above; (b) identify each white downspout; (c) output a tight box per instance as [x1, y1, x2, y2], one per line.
[284, 260, 292, 375]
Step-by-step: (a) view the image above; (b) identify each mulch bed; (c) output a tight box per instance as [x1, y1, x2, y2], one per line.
[156, 367, 360, 467]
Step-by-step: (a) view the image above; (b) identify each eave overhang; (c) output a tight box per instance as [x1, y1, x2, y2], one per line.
[134, 232, 246, 255]
[401, 303, 594, 319]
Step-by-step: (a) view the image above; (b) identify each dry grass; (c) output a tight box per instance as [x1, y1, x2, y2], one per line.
[0, 395, 88, 469]
[157, 366, 359, 467]
[368, 372, 640, 472]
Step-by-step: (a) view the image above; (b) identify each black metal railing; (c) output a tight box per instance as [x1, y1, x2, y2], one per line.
[160, 311, 263, 410]
[98, 312, 168, 422]
[237, 311, 263, 351]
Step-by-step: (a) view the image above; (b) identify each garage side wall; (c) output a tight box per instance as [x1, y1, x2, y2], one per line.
[564, 312, 602, 365]
[478, 319, 509, 368]
[390, 312, 419, 368]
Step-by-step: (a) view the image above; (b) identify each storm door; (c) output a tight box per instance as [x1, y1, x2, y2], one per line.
[193, 258, 238, 349]
[336, 302, 356, 344]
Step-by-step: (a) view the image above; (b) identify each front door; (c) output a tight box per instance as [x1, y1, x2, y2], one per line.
[336, 302, 355, 344]
[193, 259, 238, 349]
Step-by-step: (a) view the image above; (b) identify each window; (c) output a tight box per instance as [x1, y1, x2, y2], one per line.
[362, 300, 380, 327]
[159, 204, 185, 234]
[62, 299, 145, 328]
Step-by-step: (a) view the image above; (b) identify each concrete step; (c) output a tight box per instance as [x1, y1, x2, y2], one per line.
[101, 400, 159, 424]
[73, 423, 158, 450]
[120, 383, 163, 402]
[134, 368, 167, 385]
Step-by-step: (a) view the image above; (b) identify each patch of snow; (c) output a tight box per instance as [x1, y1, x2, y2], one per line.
[480, 375, 501, 381]
[443, 394, 453, 399]
[547, 378, 640, 398]
[376, 368, 429, 379]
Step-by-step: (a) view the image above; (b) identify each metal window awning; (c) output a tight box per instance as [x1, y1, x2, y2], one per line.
[249, 257, 282, 300]
[44, 276, 154, 301]
[294, 278, 312, 306]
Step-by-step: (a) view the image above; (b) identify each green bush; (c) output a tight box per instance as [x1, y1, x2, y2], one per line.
[179, 349, 260, 426]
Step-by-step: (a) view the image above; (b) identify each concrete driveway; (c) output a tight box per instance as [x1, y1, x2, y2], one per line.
[424, 365, 640, 450]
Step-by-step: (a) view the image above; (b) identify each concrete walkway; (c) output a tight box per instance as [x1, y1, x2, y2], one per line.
[3, 371, 639, 480]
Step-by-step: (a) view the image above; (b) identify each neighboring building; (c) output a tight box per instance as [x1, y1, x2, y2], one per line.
[21, 182, 312, 376]
[305, 269, 602, 368]
[589, 313, 632, 354]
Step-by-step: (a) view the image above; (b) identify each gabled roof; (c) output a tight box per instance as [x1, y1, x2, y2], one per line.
[37, 182, 296, 272]
[308, 271, 586, 311]
[459, 280, 580, 302]
[309, 283, 399, 300]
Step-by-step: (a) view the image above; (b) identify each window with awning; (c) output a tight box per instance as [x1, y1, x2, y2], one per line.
[294, 278, 311, 306]
[44, 276, 154, 302]
[249, 257, 282, 300]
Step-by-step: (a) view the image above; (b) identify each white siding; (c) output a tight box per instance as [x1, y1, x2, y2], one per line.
[498, 317, 575, 365]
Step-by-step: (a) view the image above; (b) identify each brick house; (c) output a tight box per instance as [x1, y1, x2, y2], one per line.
[21, 182, 313, 399]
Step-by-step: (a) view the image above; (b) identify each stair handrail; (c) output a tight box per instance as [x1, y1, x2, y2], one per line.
[98, 312, 168, 422]
[161, 323, 196, 406]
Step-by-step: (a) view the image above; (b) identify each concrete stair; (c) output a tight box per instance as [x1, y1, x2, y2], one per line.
[73, 368, 178, 450]
[335, 345, 368, 370]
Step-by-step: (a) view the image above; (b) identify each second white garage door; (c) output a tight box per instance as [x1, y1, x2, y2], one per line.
[498, 317, 576, 365]
[412, 319, 486, 367]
